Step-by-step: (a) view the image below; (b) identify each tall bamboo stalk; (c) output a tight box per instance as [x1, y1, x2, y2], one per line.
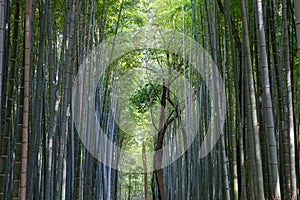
[254, 0, 281, 198]
[294, 0, 300, 192]
[240, 0, 265, 198]
[282, 0, 297, 199]
[0, 0, 20, 197]
[0, 0, 4, 136]
[21, 0, 32, 199]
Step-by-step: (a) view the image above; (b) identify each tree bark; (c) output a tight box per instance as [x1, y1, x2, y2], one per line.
[142, 140, 149, 200]
[153, 85, 168, 200]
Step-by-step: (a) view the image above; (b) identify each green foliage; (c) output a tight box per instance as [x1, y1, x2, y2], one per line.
[151, 0, 192, 33]
[105, 0, 147, 36]
[129, 82, 161, 113]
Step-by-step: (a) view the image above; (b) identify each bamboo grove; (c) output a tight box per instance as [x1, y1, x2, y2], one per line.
[0, 0, 300, 199]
